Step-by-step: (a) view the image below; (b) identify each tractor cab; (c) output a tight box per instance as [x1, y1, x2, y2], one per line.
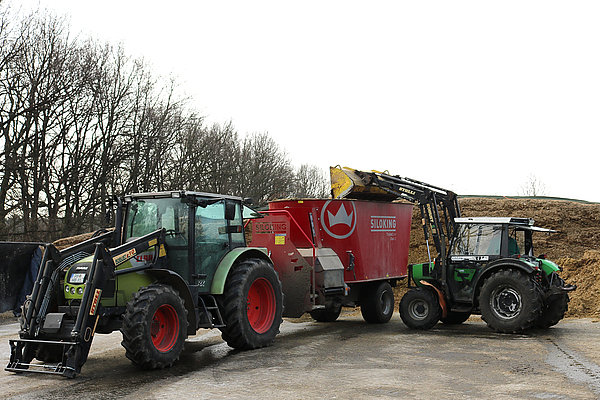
[120, 192, 246, 291]
[63, 192, 248, 311]
[446, 217, 556, 303]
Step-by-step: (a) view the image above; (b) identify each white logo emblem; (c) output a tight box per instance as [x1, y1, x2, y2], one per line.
[327, 204, 353, 228]
[321, 200, 357, 239]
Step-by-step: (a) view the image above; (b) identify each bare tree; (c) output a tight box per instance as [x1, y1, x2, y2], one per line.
[519, 174, 547, 197]
[292, 164, 329, 198]
[0, 3, 321, 241]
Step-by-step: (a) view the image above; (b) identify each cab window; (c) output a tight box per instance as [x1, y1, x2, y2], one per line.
[452, 224, 503, 256]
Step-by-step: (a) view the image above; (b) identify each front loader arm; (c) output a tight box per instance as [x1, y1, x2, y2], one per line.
[330, 166, 460, 289]
[7, 229, 168, 378]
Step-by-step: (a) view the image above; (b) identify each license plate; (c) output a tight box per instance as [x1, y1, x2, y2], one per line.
[70, 273, 86, 284]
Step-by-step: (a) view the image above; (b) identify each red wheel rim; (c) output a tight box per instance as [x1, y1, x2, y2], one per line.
[246, 278, 276, 333]
[151, 304, 179, 352]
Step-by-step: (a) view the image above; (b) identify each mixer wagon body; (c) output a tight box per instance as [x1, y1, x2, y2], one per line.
[248, 199, 413, 321]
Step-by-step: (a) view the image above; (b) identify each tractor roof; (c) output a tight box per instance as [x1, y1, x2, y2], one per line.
[454, 217, 556, 232]
[123, 191, 243, 202]
[454, 217, 533, 225]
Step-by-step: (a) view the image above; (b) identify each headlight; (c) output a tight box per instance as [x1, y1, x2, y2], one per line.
[77, 287, 83, 295]
[70, 287, 76, 294]
[65, 285, 70, 293]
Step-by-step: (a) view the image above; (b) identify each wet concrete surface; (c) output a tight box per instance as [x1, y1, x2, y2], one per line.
[1, 315, 599, 399]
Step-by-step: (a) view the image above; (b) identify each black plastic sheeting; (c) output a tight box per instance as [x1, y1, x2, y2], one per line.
[0, 243, 43, 314]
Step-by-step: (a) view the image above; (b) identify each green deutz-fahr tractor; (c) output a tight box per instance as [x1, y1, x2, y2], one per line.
[6, 191, 283, 377]
[331, 167, 576, 333]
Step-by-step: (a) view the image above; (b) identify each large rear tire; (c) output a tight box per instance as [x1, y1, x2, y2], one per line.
[121, 284, 187, 369]
[479, 269, 541, 333]
[360, 281, 395, 323]
[219, 258, 283, 350]
[399, 287, 441, 330]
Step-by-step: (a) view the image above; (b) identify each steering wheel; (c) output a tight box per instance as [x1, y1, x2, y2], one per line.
[164, 229, 188, 244]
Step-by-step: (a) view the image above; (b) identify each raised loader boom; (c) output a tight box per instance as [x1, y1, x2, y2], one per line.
[330, 166, 460, 290]
[331, 166, 460, 261]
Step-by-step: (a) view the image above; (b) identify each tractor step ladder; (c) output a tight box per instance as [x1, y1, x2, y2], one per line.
[198, 295, 225, 328]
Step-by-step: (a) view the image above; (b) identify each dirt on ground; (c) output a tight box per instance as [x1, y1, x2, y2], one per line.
[407, 197, 600, 318]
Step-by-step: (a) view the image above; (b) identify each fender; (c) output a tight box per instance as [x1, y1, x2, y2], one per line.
[146, 269, 197, 335]
[471, 258, 538, 305]
[420, 280, 447, 318]
[210, 247, 272, 295]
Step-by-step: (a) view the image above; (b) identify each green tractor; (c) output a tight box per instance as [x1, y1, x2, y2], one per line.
[330, 167, 576, 333]
[402, 217, 575, 332]
[6, 191, 283, 377]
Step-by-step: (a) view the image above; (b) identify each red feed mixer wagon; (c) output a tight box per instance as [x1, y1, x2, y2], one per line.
[247, 198, 413, 323]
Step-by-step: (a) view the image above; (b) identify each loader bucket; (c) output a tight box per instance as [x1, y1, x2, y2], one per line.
[329, 166, 396, 201]
[0, 243, 42, 313]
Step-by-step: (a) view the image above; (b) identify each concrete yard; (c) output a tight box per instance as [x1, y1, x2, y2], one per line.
[1, 314, 599, 399]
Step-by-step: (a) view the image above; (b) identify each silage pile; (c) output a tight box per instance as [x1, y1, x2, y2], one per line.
[407, 197, 600, 318]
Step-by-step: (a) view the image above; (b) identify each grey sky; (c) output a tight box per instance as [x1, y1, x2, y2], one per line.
[17, 0, 600, 201]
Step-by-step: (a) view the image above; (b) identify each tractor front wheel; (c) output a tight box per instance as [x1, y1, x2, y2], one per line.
[121, 284, 187, 369]
[360, 281, 395, 323]
[479, 269, 541, 333]
[219, 258, 283, 350]
[536, 274, 570, 329]
[399, 287, 441, 330]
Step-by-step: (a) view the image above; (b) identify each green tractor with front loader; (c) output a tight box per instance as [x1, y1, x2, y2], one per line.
[6, 191, 283, 377]
[331, 167, 576, 333]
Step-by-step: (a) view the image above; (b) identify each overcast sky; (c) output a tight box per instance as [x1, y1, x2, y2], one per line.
[16, 1, 600, 202]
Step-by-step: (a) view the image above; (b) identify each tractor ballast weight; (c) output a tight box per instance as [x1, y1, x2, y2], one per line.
[5, 191, 283, 377]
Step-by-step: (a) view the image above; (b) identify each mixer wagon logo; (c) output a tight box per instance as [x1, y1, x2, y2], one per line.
[321, 200, 357, 239]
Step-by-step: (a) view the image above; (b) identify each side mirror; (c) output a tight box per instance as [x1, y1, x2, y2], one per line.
[224, 201, 236, 221]
[105, 198, 114, 224]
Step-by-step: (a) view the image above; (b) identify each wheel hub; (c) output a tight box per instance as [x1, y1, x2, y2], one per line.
[491, 287, 522, 320]
[246, 277, 276, 334]
[408, 299, 429, 321]
[151, 304, 179, 352]
[379, 291, 392, 315]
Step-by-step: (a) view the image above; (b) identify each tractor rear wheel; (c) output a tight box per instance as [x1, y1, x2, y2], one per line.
[310, 304, 342, 322]
[399, 287, 441, 330]
[440, 311, 471, 325]
[121, 284, 187, 369]
[219, 258, 283, 350]
[479, 269, 541, 333]
[360, 281, 395, 323]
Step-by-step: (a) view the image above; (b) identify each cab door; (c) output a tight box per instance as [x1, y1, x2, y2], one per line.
[448, 224, 503, 302]
[194, 200, 230, 292]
